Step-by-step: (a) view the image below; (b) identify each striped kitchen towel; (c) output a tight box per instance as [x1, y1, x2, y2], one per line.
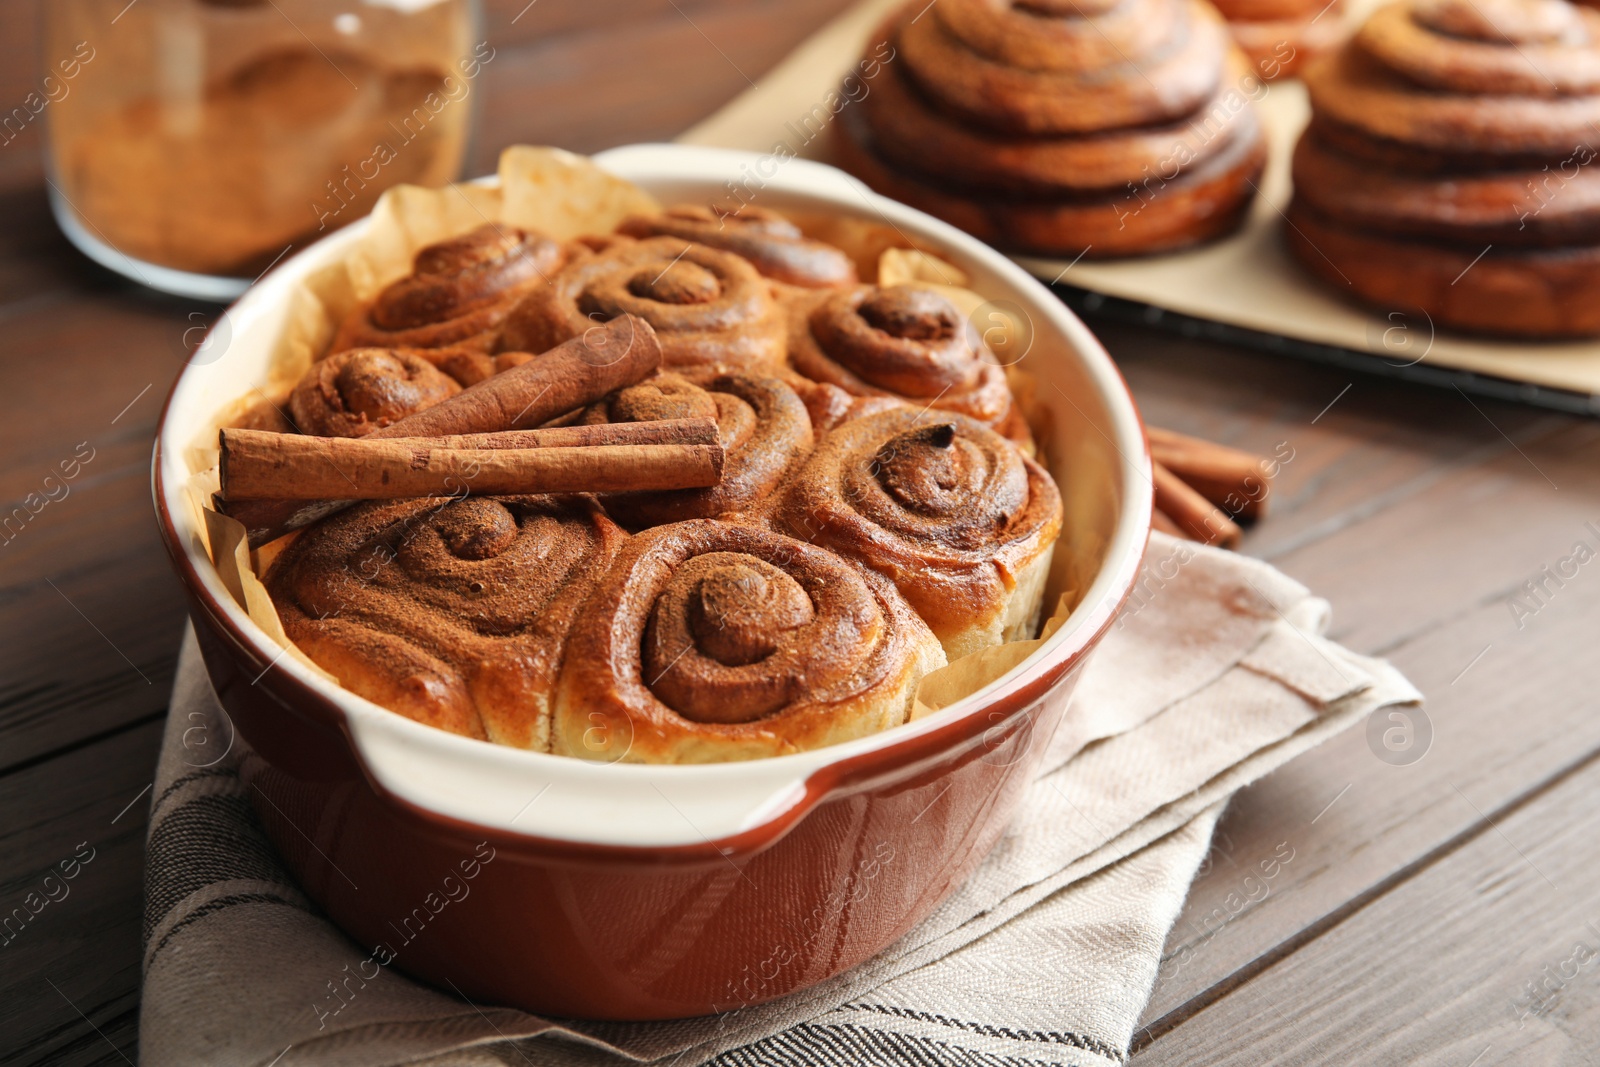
[139, 533, 1421, 1066]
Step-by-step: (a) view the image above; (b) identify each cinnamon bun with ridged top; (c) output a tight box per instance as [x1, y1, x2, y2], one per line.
[618, 205, 857, 289]
[581, 369, 814, 527]
[551, 520, 945, 763]
[835, 0, 1265, 257]
[786, 284, 1030, 447]
[770, 407, 1061, 660]
[1288, 0, 1600, 336]
[267, 495, 627, 750]
[498, 236, 787, 370]
[331, 224, 564, 360]
[288, 347, 461, 438]
[1211, 0, 1344, 80]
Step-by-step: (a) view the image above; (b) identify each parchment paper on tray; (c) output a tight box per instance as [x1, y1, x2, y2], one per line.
[675, 0, 1600, 402]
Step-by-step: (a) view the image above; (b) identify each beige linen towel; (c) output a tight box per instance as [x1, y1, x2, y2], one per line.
[139, 533, 1421, 1066]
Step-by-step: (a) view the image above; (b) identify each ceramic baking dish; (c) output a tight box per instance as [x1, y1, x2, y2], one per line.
[152, 143, 1152, 1020]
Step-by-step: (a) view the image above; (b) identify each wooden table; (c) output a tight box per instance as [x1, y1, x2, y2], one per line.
[4, 3, 1596, 1064]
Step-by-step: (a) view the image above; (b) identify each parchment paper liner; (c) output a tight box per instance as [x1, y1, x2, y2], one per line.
[180, 145, 1081, 757]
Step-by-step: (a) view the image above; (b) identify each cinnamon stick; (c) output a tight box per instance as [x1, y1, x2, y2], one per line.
[219, 439, 724, 501]
[1152, 460, 1242, 549]
[222, 315, 662, 544]
[246, 417, 718, 456]
[1147, 426, 1273, 521]
[1151, 507, 1185, 539]
[218, 418, 720, 502]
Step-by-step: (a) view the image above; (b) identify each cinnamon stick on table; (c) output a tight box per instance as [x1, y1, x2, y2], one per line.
[221, 314, 663, 545]
[1152, 460, 1243, 549]
[1147, 426, 1273, 521]
[1150, 507, 1185, 539]
[218, 419, 723, 501]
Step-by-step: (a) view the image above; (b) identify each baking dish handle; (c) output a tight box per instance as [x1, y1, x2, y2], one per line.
[342, 703, 829, 854]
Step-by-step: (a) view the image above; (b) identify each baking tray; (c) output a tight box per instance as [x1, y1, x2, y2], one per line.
[677, 0, 1600, 416]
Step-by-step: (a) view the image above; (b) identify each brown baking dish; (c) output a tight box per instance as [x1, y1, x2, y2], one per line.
[152, 144, 1152, 1019]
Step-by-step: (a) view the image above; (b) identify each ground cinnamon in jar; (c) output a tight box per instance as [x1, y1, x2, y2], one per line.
[45, 1, 478, 280]
[51, 46, 464, 279]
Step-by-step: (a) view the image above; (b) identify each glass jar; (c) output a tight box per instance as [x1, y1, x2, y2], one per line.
[44, 0, 483, 300]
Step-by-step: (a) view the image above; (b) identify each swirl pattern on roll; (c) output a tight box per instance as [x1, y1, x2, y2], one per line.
[288, 348, 461, 438]
[497, 236, 786, 369]
[267, 496, 628, 749]
[582, 370, 814, 527]
[331, 224, 564, 357]
[769, 408, 1061, 659]
[835, 0, 1266, 257]
[787, 284, 1028, 446]
[551, 520, 945, 762]
[1288, 0, 1600, 336]
[618, 205, 857, 289]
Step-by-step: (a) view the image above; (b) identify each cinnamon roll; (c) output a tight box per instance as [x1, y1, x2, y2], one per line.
[498, 236, 787, 370]
[618, 205, 858, 289]
[582, 370, 814, 527]
[786, 284, 1029, 447]
[1211, 0, 1345, 80]
[267, 495, 628, 749]
[835, 0, 1266, 257]
[770, 408, 1061, 660]
[288, 348, 461, 438]
[1288, 0, 1600, 336]
[331, 224, 564, 358]
[551, 520, 945, 763]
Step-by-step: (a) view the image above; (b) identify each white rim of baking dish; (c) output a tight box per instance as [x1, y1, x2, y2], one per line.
[154, 144, 1152, 850]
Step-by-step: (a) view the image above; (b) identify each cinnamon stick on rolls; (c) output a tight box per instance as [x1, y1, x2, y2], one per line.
[1288, 0, 1600, 336]
[835, 0, 1266, 257]
[581, 370, 814, 526]
[770, 408, 1062, 660]
[331, 224, 564, 357]
[216, 422, 725, 501]
[786, 284, 1030, 447]
[223, 314, 663, 545]
[618, 205, 858, 289]
[267, 495, 627, 750]
[551, 521, 945, 763]
[497, 236, 787, 370]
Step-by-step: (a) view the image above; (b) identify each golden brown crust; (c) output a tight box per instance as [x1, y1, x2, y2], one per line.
[1210, 0, 1328, 23]
[498, 236, 787, 370]
[1359, 0, 1600, 95]
[331, 224, 564, 356]
[1223, 6, 1347, 80]
[1286, 199, 1600, 337]
[267, 496, 629, 749]
[835, 0, 1263, 257]
[900, 0, 1227, 135]
[581, 370, 815, 526]
[551, 520, 944, 763]
[857, 46, 1259, 195]
[1288, 0, 1600, 336]
[784, 284, 1029, 447]
[618, 205, 857, 289]
[1292, 131, 1600, 247]
[287, 348, 461, 438]
[1303, 35, 1600, 160]
[768, 408, 1061, 657]
[834, 105, 1266, 259]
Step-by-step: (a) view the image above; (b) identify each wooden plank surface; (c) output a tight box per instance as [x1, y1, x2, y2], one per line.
[1105, 327, 1600, 1055]
[1, 2, 1597, 1065]
[1134, 724, 1600, 1065]
[0, 721, 161, 1067]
